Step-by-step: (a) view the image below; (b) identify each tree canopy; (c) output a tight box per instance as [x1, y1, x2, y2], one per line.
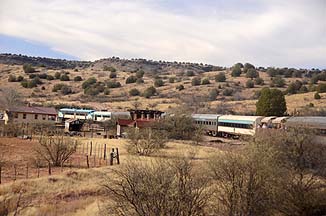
[256, 88, 287, 116]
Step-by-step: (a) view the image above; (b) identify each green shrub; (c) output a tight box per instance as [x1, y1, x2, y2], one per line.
[126, 75, 137, 84]
[201, 78, 210, 85]
[256, 87, 287, 116]
[46, 75, 54, 80]
[129, 88, 140, 96]
[109, 72, 117, 78]
[104, 88, 110, 95]
[74, 76, 83, 81]
[209, 89, 219, 101]
[107, 81, 121, 88]
[169, 77, 175, 83]
[38, 73, 47, 79]
[222, 88, 233, 96]
[82, 77, 97, 89]
[231, 66, 242, 77]
[84, 87, 100, 96]
[186, 71, 195, 76]
[136, 70, 145, 78]
[314, 92, 321, 100]
[254, 77, 264, 85]
[271, 76, 286, 88]
[23, 64, 35, 73]
[243, 63, 255, 73]
[54, 72, 61, 79]
[246, 79, 255, 88]
[8, 75, 16, 82]
[215, 72, 226, 82]
[154, 79, 164, 87]
[246, 69, 259, 78]
[143, 86, 157, 98]
[317, 83, 326, 93]
[60, 74, 70, 81]
[176, 85, 184, 91]
[60, 85, 72, 95]
[103, 66, 116, 72]
[191, 77, 201, 86]
[52, 83, 65, 92]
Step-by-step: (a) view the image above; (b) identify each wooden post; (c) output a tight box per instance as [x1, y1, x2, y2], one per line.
[48, 162, 52, 175]
[110, 148, 114, 166]
[90, 141, 93, 156]
[14, 164, 17, 181]
[37, 165, 40, 178]
[26, 164, 29, 179]
[116, 148, 120, 165]
[86, 155, 90, 168]
[103, 144, 107, 160]
[69, 160, 72, 169]
[0, 166, 2, 184]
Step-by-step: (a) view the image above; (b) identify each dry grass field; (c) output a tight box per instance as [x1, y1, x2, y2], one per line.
[0, 136, 226, 215]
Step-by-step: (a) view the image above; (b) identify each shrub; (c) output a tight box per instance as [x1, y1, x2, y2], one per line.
[191, 77, 201, 86]
[176, 85, 184, 91]
[299, 85, 308, 93]
[246, 79, 255, 88]
[271, 76, 286, 87]
[129, 88, 140, 96]
[314, 92, 321, 99]
[154, 79, 164, 87]
[246, 69, 259, 78]
[38, 73, 47, 79]
[186, 71, 195, 76]
[317, 83, 326, 93]
[103, 66, 116, 72]
[215, 72, 226, 82]
[243, 63, 255, 73]
[254, 77, 264, 85]
[136, 70, 145, 78]
[107, 81, 121, 88]
[60, 85, 72, 95]
[74, 76, 83, 81]
[109, 72, 117, 78]
[267, 68, 277, 77]
[234, 62, 244, 68]
[104, 88, 110, 95]
[84, 87, 100, 96]
[209, 89, 219, 101]
[23, 64, 35, 73]
[52, 83, 65, 92]
[136, 78, 144, 84]
[222, 88, 233, 96]
[60, 74, 70, 81]
[46, 75, 54, 80]
[17, 75, 24, 82]
[143, 86, 157, 98]
[8, 75, 16, 82]
[54, 72, 61, 79]
[126, 75, 137, 84]
[231, 65, 242, 77]
[82, 77, 97, 89]
[201, 78, 210, 85]
[168, 77, 175, 83]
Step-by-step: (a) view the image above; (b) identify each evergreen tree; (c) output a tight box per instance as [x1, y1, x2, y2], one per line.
[256, 88, 287, 116]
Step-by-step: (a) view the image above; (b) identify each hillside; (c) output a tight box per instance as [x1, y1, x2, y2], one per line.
[0, 54, 325, 115]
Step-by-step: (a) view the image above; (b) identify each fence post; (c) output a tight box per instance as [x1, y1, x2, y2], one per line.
[86, 155, 90, 168]
[37, 165, 40, 178]
[48, 162, 52, 175]
[14, 164, 17, 181]
[103, 144, 107, 160]
[26, 164, 29, 179]
[116, 148, 120, 165]
[90, 141, 93, 156]
[0, 166, 2, 184]
[110, 148, 114, 166]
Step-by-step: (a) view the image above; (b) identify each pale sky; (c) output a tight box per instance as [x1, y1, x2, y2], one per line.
[0, 0, 325, 68]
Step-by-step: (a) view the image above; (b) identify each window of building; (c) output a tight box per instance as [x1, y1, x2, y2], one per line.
[35, 114, 38, 120]
[14, 113, 18, 118]
[23, 114, 26, 119]
[42, 115, 46, 120]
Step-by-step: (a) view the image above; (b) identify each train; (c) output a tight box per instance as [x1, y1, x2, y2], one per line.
[192, 114, 326, 139]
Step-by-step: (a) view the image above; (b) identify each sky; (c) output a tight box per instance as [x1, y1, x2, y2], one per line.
[0, 0, 325, 68]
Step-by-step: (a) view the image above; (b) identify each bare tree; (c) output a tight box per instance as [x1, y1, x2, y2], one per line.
[103, 156, 212, 216]
[34, 135, 78, 166]
[0, 88, 23, 110]
[126, 128, 167, 156]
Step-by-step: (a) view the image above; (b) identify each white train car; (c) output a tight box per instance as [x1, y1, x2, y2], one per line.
[87, 111, 112, 121]
[217, 115, 264, 137]
[192, 114, 220, 136]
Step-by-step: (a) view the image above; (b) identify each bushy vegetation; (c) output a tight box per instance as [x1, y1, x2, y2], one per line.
[254, 77, 264, 85]
[186, 70, 195, 76]
[106, 80, 121, 88]
[243, 63, 255, 73]
[191, 77, 201, 86]
[201, 78, 210, 85]
[154, 79, 164, 87]
[109, 72, 117, 78]
[231, 65, 242, 77]
[129, 88, 140, 96]
[222, 88, 233, 96]
[82, 77, 97, 89]
[136, 70, 145, 78]
[314, 92, 321, 99]
[245, 68, 259, 78]
[246, 79, 255, 88]
[317, 83, 326, 93]
[59, 74, 70, 81]
[23, 64, 36, 73]
[271, 76, 286, 87]
[215, 72, 226, 82]
[103, 66, 116, 72]
[143, 86, 157, 98]
[209, 89, 219, 101]
[176, 84, 184, 91]
[73, 76, 83, 81]
[168, 77, 175, 83]
[256, 87, 286, 116]
[126, 75, 137, 84]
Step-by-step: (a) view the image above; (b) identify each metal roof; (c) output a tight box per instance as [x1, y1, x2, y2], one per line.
[59, 108, 95, 113]
[8, 106, 57, 115]
[285, 117, 326, 129]
[272, 117, 289, 124]
[191, 114, 220, 120]
[261, 116, 277, 123]
[218, 115, 263, 122]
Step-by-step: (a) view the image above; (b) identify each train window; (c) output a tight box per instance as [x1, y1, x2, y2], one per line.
[218, 122, 253, 129]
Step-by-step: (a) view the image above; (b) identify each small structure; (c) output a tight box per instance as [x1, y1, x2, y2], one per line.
[64, 119, 84, 132]
[116, 110, 165, 136]
[4, 105, 57, 125]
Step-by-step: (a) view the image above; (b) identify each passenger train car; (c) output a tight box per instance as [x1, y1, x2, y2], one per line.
[192, 114, 326, 139]
[192, 114, 263, 137]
